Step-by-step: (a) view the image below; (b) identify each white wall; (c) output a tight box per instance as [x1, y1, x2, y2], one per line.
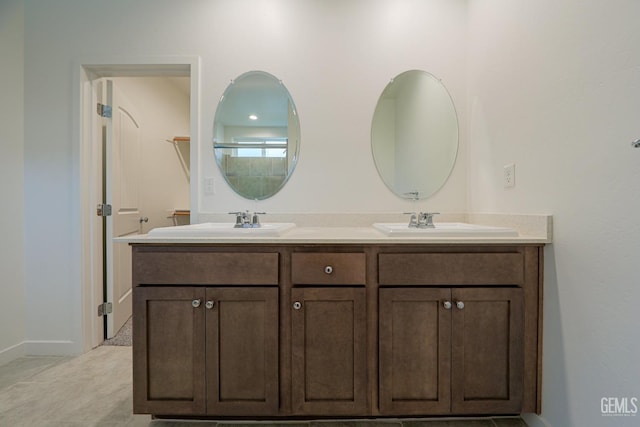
[0, 0, 26, 364]
[8, 2, 640, 426]
[467, 1, 640, 426]
[197, 0, 469, 213]
[113, 77, 191, 233]
[20, 0, 468, 355]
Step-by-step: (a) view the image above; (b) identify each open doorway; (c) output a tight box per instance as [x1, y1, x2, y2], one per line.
[79, 60, 199, 351]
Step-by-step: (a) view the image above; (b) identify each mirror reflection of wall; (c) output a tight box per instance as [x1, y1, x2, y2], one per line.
[371, 70, 458, 200]
[213, 71, 300, 200]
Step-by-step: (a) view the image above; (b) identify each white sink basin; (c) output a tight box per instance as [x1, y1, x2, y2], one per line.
[372, 222, 518, 237]
[148, 222, 296, 237]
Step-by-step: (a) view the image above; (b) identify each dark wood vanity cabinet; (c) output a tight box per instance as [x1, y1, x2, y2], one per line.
[289, 251, 369, 415]
[133, 286, 206, 415]
[131, 244, 543, 419]
[133, 285, 279, 416]
[378, 287, 452, 414]
[291, 287, 368, 415]
[379, 287, 524, 415]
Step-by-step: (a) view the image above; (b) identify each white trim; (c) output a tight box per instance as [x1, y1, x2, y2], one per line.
[74, 55, 201, 354]
[190, 59, 201, 224]
[23, 340, 78, 356]
[0, 342, 25, 366]
[522, 413, 553, 427]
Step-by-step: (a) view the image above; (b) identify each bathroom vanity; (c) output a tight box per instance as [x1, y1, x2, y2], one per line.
[128, 225, 546, 419]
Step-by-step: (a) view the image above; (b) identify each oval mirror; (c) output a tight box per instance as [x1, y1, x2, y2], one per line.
[371, 70, 458, 200]
[213, 71, 300, 200]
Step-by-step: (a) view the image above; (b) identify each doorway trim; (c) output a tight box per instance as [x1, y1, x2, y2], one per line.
[74, 56, 201, 352]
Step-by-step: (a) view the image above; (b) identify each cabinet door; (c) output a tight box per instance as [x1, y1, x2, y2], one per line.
[379, 288, 452, 415]
[291, 287, 368, 415]
[451, 287, 524, 414]
[205, 287, 279, 415]
[133, 286, 206, 415]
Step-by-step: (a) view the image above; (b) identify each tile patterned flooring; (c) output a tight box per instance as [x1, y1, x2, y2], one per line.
[0, 346, 527, 427]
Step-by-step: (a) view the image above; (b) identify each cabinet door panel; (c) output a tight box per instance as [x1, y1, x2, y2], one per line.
[291, 287, 368, 415]
[206, 287, 279, 415]
[451, 288, 524, 414]
[379, 288, 451, 415]
[133, 286, 206, 415]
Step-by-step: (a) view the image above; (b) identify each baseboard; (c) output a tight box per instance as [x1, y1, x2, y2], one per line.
[522, 413, 552, 427]
[23, 340, 80, 356]
[0, 341, 25, 366]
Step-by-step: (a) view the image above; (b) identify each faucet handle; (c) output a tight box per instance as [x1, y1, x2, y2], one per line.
[403, 212, 418, 228]
[251, 212, 266, 227]
[418, 212, 440, 228]
[229, 211, 247, 227]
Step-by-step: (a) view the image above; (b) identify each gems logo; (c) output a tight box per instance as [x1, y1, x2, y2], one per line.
[601, 397, 638, 416]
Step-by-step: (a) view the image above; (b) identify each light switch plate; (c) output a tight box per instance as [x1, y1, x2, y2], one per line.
[204, 177, 215, 195]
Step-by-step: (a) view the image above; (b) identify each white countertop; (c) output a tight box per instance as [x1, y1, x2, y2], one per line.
[118, 225, 551, 245]
[117, 213, 552, 245]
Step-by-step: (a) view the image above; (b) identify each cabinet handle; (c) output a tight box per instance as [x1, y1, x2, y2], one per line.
[191, 299, 201, 308]
[456, 301, 465, 310]
[205, 300, 215, 310]
[443, 301, 452, 310]
[293, 301, 302, 310]
[324, 265, 333, 274]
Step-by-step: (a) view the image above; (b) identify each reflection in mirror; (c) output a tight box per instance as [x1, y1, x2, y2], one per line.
[213, 71, 300, 200]
[371, 70, 458, 200]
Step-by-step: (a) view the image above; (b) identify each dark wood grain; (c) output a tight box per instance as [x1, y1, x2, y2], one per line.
[291, 287, 368, 415]
[379, 288, 451, 415]
[451, 287, 524, 414]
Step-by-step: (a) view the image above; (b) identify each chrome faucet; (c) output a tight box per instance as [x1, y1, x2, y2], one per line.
[417, 212, 439, 228]
[404, 212, 419, 228]
[229, 211, 265, 228]
[404, 212, 439, 228]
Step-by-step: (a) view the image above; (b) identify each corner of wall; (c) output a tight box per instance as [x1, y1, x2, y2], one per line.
[0, 0, 26, 364]
[522, 412, 553, 427]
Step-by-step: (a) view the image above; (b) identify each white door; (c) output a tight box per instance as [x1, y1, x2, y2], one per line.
[104, 79, 142, 338]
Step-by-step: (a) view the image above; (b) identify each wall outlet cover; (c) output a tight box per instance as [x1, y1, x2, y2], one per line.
[504, 163, 515, 188]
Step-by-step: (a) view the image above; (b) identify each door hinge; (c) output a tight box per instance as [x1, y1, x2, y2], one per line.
[98, 302, 113, 317]
[97, 203, 112, 217]
[97, 103, 112, 118]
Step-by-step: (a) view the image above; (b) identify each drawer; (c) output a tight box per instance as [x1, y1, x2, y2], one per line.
[291, 253, 366, 285]
[133, 251, 279, 285]
[378, 252, 524, 286]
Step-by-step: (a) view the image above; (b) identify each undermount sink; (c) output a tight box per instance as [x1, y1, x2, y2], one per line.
[148, 222, 296, 237]
[372, 222, 518, 237]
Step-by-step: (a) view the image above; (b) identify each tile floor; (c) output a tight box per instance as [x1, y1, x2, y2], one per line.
[0, 346, 527, 427]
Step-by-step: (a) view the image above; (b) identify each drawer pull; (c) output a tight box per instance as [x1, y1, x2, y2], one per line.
[456, 301, 465, 310]
[293, 301, 302, 310]
[443, 301, 452, 310]
[191, 299, 201, 308]
[324, 265, 334, 275]
[205, 300, 215, 310]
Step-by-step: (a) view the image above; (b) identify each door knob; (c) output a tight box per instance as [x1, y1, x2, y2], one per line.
[456, 301, 465, 310]
[191, 299, 201, 308]
[293, 301, 302, 310]
[205, 300, 215, 309]
[443, 301, 452, 310]
[324, 265, 333, 274]
[139, 217, 149, 223]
